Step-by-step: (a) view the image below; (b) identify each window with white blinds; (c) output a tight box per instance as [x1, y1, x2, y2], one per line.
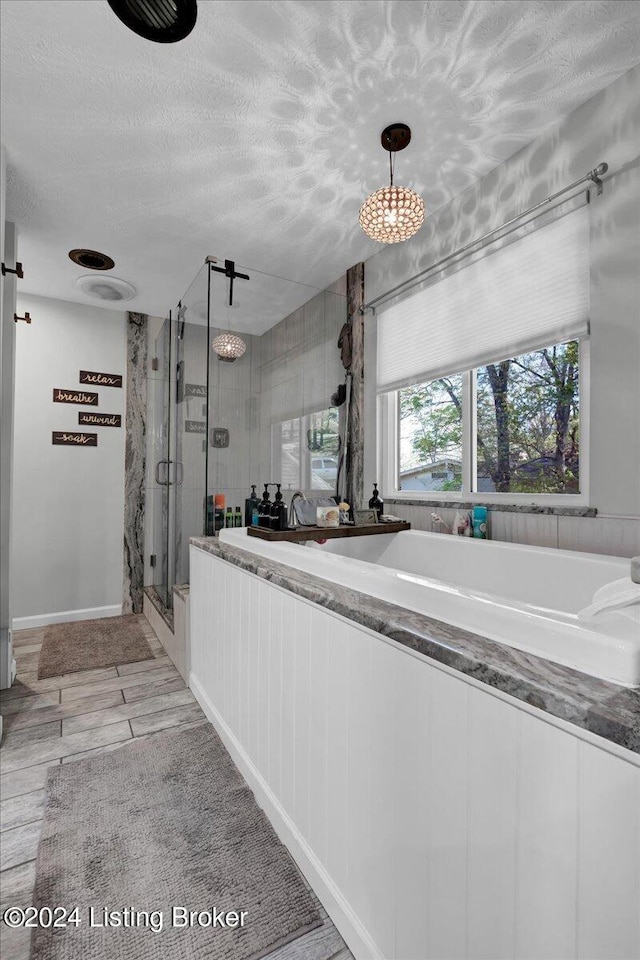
[376, 203, 590, 394]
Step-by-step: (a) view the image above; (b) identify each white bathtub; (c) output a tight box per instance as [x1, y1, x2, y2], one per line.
[219, 528, 640, 687]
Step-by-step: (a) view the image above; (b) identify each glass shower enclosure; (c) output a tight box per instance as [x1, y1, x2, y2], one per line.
[150, 258, 344, 611]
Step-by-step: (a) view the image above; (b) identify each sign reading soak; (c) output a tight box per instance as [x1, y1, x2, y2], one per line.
[79, 412, 122, 428]
[79, 370, 123, 388]
[53, 388, 98, 406]
[185, 420, 206, 434]
[52, 431, 98, 446]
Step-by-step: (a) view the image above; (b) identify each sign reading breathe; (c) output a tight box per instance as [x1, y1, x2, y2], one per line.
[53, 388, 99, 406]
[79, 369, 123, 388]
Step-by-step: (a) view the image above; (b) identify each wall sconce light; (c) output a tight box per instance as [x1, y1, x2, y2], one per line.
[212, 333, 247, 362]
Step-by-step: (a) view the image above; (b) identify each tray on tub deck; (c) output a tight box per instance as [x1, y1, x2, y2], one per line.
[246, 521, 411, 542]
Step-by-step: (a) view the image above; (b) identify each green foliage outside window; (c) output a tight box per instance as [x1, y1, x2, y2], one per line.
[399, 341, 580, 495]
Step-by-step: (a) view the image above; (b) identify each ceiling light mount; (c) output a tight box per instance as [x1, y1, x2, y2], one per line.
[108, 0, 197, 44]
[75, 275, 136, 302]
[380, 123, 412, 153]
[69, 249, 115, 271]
[359, 122, 425, 244]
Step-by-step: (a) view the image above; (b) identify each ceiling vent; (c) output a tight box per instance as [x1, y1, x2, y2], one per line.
[108, 0, 198, 43]
[75, 275, 136, 302]
[69, 249, 115, 270]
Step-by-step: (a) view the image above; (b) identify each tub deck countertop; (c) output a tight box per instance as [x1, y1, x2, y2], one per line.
[190, 536, 640, 756]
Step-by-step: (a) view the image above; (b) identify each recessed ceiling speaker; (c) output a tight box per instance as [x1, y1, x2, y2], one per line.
[108, 0, 198, 43]
[75, 275, 136, 302]
[68, 249, 115, 270]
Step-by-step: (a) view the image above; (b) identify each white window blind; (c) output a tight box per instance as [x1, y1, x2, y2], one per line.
[376, 204, 590, 393]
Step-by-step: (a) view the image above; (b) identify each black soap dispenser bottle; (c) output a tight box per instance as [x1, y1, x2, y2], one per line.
[369, 482, 384, 520]
[271, 484, 288, 531]
[258, 484, 271, 527]
[245, 484, 260, 527]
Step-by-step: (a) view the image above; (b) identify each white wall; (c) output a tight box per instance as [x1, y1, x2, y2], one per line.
[365, 64, 640, 523]
[11, 293, 126, 624]
[190, 548, 640, 960]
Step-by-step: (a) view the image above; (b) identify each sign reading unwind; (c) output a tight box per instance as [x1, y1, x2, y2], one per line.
[79, 370, 123, 388]
[79, 412, 122, 428]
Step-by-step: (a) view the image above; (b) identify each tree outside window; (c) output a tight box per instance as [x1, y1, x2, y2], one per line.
[398, 340, 580, 495]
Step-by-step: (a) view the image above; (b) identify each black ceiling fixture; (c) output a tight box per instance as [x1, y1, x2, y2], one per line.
[68, 249, 115, 271]
[107, 0, 197, 43]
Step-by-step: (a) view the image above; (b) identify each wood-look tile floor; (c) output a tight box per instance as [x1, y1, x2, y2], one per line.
[0, 617, 352, 960]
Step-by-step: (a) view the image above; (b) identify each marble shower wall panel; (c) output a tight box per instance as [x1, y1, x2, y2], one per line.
[123, 312, 148, 615]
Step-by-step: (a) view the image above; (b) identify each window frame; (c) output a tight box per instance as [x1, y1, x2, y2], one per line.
[380, 338, 590, 507]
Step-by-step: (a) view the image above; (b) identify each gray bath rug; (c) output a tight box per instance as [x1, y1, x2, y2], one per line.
[30, 722, 321, 960]
[38, 615, 154, 678]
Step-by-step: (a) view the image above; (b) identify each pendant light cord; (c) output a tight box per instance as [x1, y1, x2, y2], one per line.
[389, 151, 394, 187]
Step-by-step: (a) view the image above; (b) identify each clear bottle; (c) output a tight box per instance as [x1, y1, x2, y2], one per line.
[234, 506, 243, 527]
[225, 507, 234, 528]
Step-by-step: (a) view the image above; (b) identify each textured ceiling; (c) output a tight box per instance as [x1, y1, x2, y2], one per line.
[2, 0, 640, 330]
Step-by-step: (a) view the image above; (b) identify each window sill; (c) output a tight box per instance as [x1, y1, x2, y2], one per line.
[384, 498, 597, 517]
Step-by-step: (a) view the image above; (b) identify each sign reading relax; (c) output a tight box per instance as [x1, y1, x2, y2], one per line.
[79, 369, 123, 388]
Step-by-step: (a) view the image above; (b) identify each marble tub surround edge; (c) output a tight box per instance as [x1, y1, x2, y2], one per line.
[385, 498, 597, 517]
[190, 536, 640, 755]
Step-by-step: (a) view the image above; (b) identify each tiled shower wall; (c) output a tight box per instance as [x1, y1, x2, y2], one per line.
[204, 277, 347, 508]
[258, 277, 347, 496]
[387, 503, 640, 559]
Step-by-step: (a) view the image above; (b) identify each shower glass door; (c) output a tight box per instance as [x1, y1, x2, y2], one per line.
[150, 257, 346, 610]
[172, 264, 209, 589]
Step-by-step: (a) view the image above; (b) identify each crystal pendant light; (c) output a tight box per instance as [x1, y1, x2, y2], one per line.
[212, 333, 246, 362]
[359, 124, 425, 244]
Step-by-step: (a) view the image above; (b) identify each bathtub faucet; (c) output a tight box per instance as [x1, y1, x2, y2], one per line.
[288, 491, 306, 529]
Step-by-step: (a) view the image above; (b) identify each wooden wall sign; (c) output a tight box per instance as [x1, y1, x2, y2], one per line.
[53, 388, 98, 406]
[78, 412, 122, 428]
[185, 383, 207, 399]
[185, 420, 206, 434]
[52, 431, 97, 446]
[79, 370, 123, 388]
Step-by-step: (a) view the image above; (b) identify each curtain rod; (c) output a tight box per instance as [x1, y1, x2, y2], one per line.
[363, 162, 608, 313]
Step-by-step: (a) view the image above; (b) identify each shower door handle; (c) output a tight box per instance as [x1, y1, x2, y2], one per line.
[175, 462, 184, 485]
[155, 460, 169, 485]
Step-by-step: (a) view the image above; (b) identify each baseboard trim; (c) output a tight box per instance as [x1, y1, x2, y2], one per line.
[189, 673, 382, 960]
[12, 604, 123, 631]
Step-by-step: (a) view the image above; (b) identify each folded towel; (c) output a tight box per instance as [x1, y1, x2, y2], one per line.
[579, 577, 640, 618]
